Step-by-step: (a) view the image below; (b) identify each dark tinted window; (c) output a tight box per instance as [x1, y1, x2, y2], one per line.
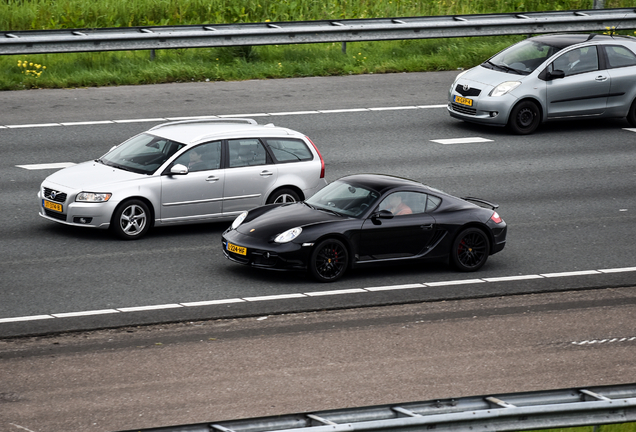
[264, 138, 313, 163]
[604, 45, 636, 68]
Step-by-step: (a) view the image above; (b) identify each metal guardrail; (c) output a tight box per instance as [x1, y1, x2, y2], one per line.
[1, 8, 636, 56]
[120, 383, 636, 432]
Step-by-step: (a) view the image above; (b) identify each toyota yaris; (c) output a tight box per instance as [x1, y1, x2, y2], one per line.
[448, 33, 636, 134]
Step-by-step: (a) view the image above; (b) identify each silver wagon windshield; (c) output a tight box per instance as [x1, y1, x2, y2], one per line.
[99, 133, 185, 175]
[484, 39, 564, 75]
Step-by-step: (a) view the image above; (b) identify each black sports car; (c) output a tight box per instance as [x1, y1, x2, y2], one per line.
[222, 174, 507, 282]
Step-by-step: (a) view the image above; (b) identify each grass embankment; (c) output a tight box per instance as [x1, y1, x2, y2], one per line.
[0, 0, 634, 90]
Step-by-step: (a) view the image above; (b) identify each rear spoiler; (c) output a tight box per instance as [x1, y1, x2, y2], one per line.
[462, 197, 499, 210]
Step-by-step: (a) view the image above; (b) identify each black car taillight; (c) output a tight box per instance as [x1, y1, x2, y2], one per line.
[490, 211, 503, 224]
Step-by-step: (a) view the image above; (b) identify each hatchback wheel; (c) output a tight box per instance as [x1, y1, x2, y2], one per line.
[451, 228, 489, 272]
[507, 101, 540, 135]
[267, 188, 300, 204]
[111, 199, 151, 240]
[627, 99, 636, 127]
[309, 238, 348, 282]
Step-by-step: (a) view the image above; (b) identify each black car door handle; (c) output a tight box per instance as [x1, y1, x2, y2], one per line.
[421, 224, 433, 230]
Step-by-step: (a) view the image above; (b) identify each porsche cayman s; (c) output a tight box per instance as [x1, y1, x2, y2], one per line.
[222, 174, 507, 282]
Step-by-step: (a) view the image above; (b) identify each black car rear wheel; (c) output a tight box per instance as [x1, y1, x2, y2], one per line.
[451, 228, 490, 272]
[309, 238, 348, 282]
[507, 100, 540, 135]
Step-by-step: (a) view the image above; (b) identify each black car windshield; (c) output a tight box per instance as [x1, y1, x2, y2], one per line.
[306, 180, 380, 218]
[101, 133, 185, 175]
[483, 39, 564, 75]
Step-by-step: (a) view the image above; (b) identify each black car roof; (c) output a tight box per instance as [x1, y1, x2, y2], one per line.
[337, 174, 428, 194]
[529, 33, 618, 49]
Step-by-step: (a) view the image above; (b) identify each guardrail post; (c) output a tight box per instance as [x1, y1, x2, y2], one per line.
[150, 49, 156, 61]
[341, 42, 346, 54]
[593, 0, 605, 8]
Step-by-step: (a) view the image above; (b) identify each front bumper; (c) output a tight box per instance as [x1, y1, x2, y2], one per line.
[222, 229, 312, 271]
[448, 84, 517, 127]
[38, 187, 115, 229]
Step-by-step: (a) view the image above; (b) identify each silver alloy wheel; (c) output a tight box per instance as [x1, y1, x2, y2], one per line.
[119, 203, 147, 237]
[273, 193, 297, 203]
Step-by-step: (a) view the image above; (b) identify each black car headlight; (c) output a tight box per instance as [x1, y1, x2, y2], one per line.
[231, 211, 248, 230]
[274, 227, 302, 244]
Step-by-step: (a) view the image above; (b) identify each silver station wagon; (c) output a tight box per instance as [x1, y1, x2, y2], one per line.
[448, 33, 636, 134]
[38, 119, 327, 239]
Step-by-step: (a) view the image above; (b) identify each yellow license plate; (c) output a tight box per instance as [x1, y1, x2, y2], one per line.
[43, 199, 63, 213]
[454, 95, 473, 107]
[227, 242, 247, 255]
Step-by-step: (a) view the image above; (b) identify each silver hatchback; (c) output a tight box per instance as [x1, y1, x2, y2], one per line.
[448, 34, 636, 134]
[38, 119, 327, 239]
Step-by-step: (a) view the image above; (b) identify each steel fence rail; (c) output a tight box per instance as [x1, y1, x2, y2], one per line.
[119, 383, 636, 432]
[2, 8, 636, 56]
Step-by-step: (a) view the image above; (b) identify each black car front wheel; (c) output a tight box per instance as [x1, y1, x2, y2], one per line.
[309, 238, 348, 282]
[451, 228, 490, 272]
[507, 100, 540, 135]
[111, 199, 151, 240]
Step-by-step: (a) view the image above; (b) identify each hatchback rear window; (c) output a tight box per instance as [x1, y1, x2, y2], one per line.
[264, 138, 313, 163]
[604, 45, 636, 68]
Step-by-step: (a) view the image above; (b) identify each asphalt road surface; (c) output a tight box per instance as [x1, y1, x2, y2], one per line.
[2, 288, 636, 432]
[1, 72, 635, 337]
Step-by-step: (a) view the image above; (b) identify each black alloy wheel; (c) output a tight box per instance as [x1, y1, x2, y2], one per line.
[309, 238, 348, 282]
[111, 199, 151, 240]
[451, 228, 490, 272]
[507, 100, 540, 135]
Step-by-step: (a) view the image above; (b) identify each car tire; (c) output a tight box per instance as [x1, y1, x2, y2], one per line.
[111, 199, 151, 240]
[507, 100, 540, 135]
[267, 188, 300, 204]
[627, 99, 636, 127]
[309, 238, 348, 282]
[450, 227, 490, 272]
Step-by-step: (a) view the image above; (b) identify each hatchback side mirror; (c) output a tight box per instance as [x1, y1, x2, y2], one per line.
[548, 69, 565, 80]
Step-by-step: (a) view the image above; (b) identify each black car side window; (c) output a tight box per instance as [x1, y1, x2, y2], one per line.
[378, 192, 428, 216]
[426, 195, 441, 212]
[604, 45, 636, 69]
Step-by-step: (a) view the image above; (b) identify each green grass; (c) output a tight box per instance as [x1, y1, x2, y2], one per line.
[1, 0, 635, 90]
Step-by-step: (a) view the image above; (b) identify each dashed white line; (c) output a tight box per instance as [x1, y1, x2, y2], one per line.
[1, 105, 446, 130]
[430, 137, 494, 145]
[2, 266, 635, 325]
[572, 336, 636, 345]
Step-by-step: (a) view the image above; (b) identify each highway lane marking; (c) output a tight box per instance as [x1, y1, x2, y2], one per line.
[572, 336, 636, 345]
[1, 105, 446, 129]
[1, 266, 635, 325]
[430, 137, 493, 145]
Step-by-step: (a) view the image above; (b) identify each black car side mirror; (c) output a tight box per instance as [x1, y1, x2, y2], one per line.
[548, 69, 565, 80]
[371, 209, 394, 220]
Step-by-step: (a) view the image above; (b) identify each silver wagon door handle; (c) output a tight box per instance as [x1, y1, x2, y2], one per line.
[595, 75, 608, 82]
[206, 175, 220, 182]
[260, 170, 274, 177]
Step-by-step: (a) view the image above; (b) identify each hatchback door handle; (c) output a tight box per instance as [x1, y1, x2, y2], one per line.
[206, 176, 219, 182]
[260, 171, 274, 177]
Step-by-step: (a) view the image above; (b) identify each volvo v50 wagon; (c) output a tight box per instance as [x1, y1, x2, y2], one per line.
[38, 119, 327, 240]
